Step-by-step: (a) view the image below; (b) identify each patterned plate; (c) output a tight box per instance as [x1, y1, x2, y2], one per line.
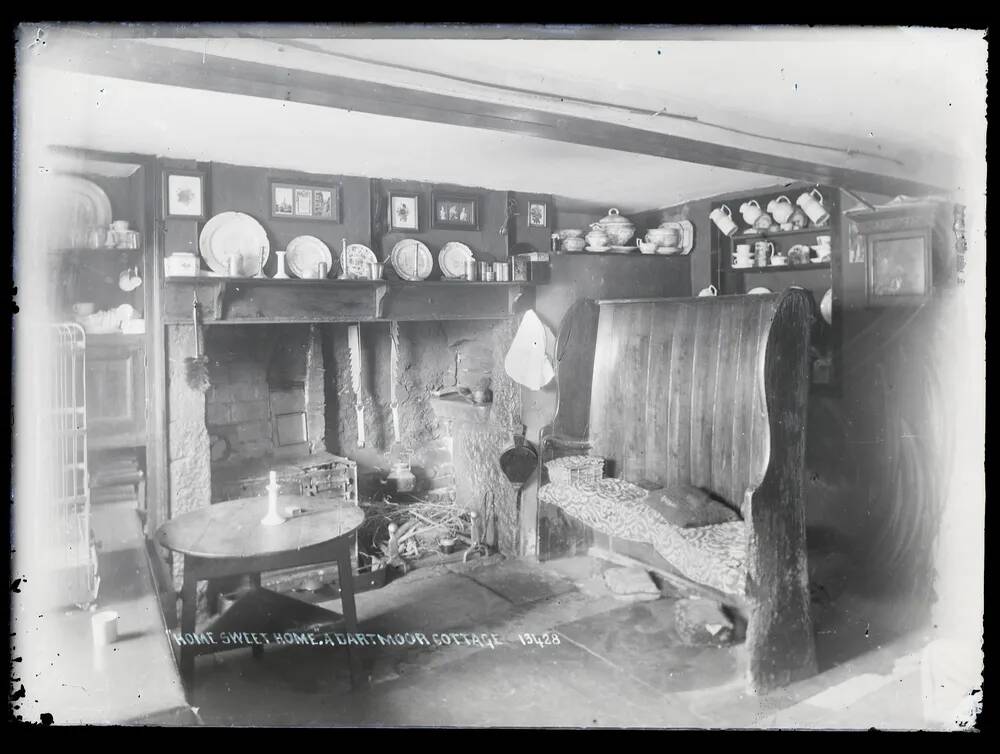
[438, 241, 474, 278]
[199, 212, 269, 275]
[390, 239, 433, 281]
[747, 287, 772, 295]
[340, 243, 378, 280]
[50, 176, 113, 248]
[286, 235, 333, 278]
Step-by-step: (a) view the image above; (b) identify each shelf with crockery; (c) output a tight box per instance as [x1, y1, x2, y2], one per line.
[724, 261, 831, 274]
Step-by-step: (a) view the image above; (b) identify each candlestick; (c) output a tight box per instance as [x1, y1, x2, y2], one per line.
[260, 470, 287, 526]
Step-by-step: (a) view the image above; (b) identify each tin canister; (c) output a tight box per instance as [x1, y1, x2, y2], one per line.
[317, 261, 330, 279]
[227, 254, 242, 277]
[465, 259, 478, 281]
[479, 261, 493, 282]
[493, 261, 510, 282]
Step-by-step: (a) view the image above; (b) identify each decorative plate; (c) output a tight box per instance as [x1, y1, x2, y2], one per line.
[286, 235, 333, 278]
[50, 176, 113, 248]
[658, 220, 695, 254]
[390, 239, 433, 281]
[199, 212, 270, 275]
[585, 246, 611, 252]
[748, 287, 772, 295]
[438, 241, 474, 278]
[340, 243, 378, 280]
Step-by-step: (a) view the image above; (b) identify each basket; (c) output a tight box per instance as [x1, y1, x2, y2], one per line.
[545, 455, 605, 485]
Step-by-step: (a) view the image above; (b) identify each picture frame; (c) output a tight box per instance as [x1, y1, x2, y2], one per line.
[432, 192, 480, 230]
[527, 200, 549, 228]
[270, 180, 341, 222]
[164, 171, 205, 219]
[865, 229, 933, 306]
[388, 192, 420, 232]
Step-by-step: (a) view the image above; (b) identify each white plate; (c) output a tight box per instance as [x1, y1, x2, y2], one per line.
[820, 288, 833, 325]
[286, 235, 333, 278]
[50, 176, 113, 248]
[199, 212, 269, 275]
[585, 246, 611, 252]
[438, 241, 474, 278]
[748, 287, 773, 295]
[390, 239, 433, 281]
[339, 243, 378, 280]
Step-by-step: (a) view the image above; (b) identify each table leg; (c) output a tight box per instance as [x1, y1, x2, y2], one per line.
[179, 567, 197, 689]
[249, 572, 264, 660]
[336, 542, 365, 689]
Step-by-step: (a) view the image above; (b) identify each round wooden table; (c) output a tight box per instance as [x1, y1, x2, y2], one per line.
[156, 495, 366, 693]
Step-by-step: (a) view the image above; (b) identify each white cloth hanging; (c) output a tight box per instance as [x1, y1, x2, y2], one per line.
[504, 309, 555, 391]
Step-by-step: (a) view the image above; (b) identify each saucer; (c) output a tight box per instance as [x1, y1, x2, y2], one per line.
[586, 246, 611, 252]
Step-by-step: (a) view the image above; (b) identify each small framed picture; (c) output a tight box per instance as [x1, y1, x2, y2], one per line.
[527, 201, 548, 228]
[389, 192, 420, 232]
[432, 192, 480, 230]
[164, 171, 205, 219]
[270, 180, 341, 221]
[866, 230, 932, 305]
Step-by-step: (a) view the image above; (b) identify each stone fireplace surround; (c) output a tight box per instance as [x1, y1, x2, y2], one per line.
[164, 317, 522, 587]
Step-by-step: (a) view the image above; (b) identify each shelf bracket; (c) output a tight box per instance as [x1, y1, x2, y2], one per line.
[374, 283, 389, 319]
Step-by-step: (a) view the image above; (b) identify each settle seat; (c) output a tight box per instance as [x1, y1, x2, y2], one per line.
[538, 290, 817, 693]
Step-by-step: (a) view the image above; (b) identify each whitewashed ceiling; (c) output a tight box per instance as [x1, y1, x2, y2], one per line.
[16, 27, 987, 213]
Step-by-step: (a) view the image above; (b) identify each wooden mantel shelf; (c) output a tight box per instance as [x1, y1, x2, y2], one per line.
[162, 276, 538, 324]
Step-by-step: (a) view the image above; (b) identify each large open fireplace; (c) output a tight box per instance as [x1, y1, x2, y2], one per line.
[164, 316, 523, 591]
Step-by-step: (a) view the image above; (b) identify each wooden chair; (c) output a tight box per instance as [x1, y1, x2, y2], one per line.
[539, 289, 817, 693]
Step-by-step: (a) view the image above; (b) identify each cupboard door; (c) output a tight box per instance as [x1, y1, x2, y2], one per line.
[85, 336, 146, 448]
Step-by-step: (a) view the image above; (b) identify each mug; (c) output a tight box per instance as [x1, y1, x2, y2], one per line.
[92, 610, 119, 646]
[733, 243, 753, 268]
[767, 196, 795, 224]
[698, 285, 718, 297]
[368, 262, 384, 280]
[797, 189, 830, 226]
[754, 241, 774, 267]
[709, 205, 738, 237]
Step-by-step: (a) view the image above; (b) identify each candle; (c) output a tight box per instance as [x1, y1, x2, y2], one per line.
[261, 470, 286, 526]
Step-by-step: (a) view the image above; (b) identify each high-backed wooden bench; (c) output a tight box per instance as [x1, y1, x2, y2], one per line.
[539, 290, 818, 693]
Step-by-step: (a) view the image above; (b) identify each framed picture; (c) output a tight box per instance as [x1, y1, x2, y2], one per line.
[865, 229, 932, 305]
[270, 180, 340, 222]
[432, 192, 480, 230]
[527, 201, 548, 228]
[164, 171, 205, 219]
[388, 192, 420, 232]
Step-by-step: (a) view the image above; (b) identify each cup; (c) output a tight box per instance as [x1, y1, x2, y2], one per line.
[733, 243, 752, 268]
[797, 189, 830, 226]
[698, 285, 718, 297]
[709, 205, 738, 237]
[92, 610, 119, 647]
[770, 255, 788, 266]
[368, 262, 384, 280]
[754, 241, 774, 267]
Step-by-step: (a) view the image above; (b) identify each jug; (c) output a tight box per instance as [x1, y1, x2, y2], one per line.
[767, 196, 795, 225]
[739, 200, 764, 227]
[797, 188, 830, 226]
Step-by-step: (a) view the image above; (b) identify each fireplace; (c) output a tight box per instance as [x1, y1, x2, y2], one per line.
[163, 316, 522, 591]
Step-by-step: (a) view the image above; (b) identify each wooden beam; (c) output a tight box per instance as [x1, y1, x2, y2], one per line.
[30, 31, 942, 197]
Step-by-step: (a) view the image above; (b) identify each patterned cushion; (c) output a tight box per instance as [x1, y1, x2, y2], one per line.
[644, 485, 742, 528]
[539, 481, 747, 598]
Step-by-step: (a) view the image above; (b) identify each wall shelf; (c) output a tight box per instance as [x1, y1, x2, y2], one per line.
[723, 262, 831, 274]
[730, 227, 831, 242]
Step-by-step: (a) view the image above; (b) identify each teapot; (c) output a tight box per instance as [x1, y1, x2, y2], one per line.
[585, 223, 610, 249]
[766, 196, 795, 225]
[595, 208, 635, 246]
[739, 200, 764, 227]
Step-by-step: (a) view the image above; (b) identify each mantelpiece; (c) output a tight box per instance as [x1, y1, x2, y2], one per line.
[162, 277, 539, 324]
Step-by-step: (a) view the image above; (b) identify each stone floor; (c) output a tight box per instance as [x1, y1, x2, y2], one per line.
[182, 555, 944, 729]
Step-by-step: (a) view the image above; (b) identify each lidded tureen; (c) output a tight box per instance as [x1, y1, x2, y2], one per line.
[596, 208, 636, 246]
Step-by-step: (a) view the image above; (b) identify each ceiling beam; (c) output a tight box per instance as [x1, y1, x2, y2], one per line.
[27, 31, 943, 197]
